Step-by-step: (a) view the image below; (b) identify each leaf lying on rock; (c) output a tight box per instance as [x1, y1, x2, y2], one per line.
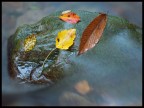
[24, 34, 36, 52]
[56, 29, 76, 50]
[59, 11, 80, 24]
[62, 10, 71, 14]
[40, 29, 76, 77]
[78, 13, 107, 55]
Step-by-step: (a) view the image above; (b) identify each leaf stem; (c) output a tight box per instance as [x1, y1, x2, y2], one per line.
[39, 48, 57, 77]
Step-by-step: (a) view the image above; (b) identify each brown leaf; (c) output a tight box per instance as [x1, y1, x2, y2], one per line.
[78, 13, 107, 55]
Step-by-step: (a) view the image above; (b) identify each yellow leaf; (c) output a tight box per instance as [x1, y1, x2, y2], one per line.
[56, 29, 76, 50]
[24, 34, 36, 52]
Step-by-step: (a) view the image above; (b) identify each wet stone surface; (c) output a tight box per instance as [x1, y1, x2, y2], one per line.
[8, 10, 97, 84]
[8, 10, 142, 86]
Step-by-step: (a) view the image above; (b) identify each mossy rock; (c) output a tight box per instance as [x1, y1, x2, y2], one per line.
[8, 10, 142, 84]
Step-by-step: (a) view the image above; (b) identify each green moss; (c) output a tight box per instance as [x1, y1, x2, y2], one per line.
[8, 10, 142, 84]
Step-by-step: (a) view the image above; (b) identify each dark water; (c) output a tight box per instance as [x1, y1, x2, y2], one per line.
[2, 2, 142, 106]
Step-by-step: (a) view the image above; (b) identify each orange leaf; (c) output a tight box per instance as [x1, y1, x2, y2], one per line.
[74, 80, 92, 95]
[78, 13, 107, 55]
[59, 11, 80, 24]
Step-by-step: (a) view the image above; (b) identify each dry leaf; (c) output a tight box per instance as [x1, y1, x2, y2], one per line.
[62, 10, 71, 14]
[24, 34, 36, 52]
[74, 80, 92, 95]
[56, 29, 76, 50]
[59, 11, 80, 24]
[78, 13, 107, 55]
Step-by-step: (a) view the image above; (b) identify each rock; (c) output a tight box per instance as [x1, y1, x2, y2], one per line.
[8, 10, 142, 85]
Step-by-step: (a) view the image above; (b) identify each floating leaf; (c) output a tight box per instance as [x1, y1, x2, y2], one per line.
[56, 29, 76, 50]
[59, 11, 80, 24]
[24, 34, 36, 52]
[78, 13, 107, 55]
